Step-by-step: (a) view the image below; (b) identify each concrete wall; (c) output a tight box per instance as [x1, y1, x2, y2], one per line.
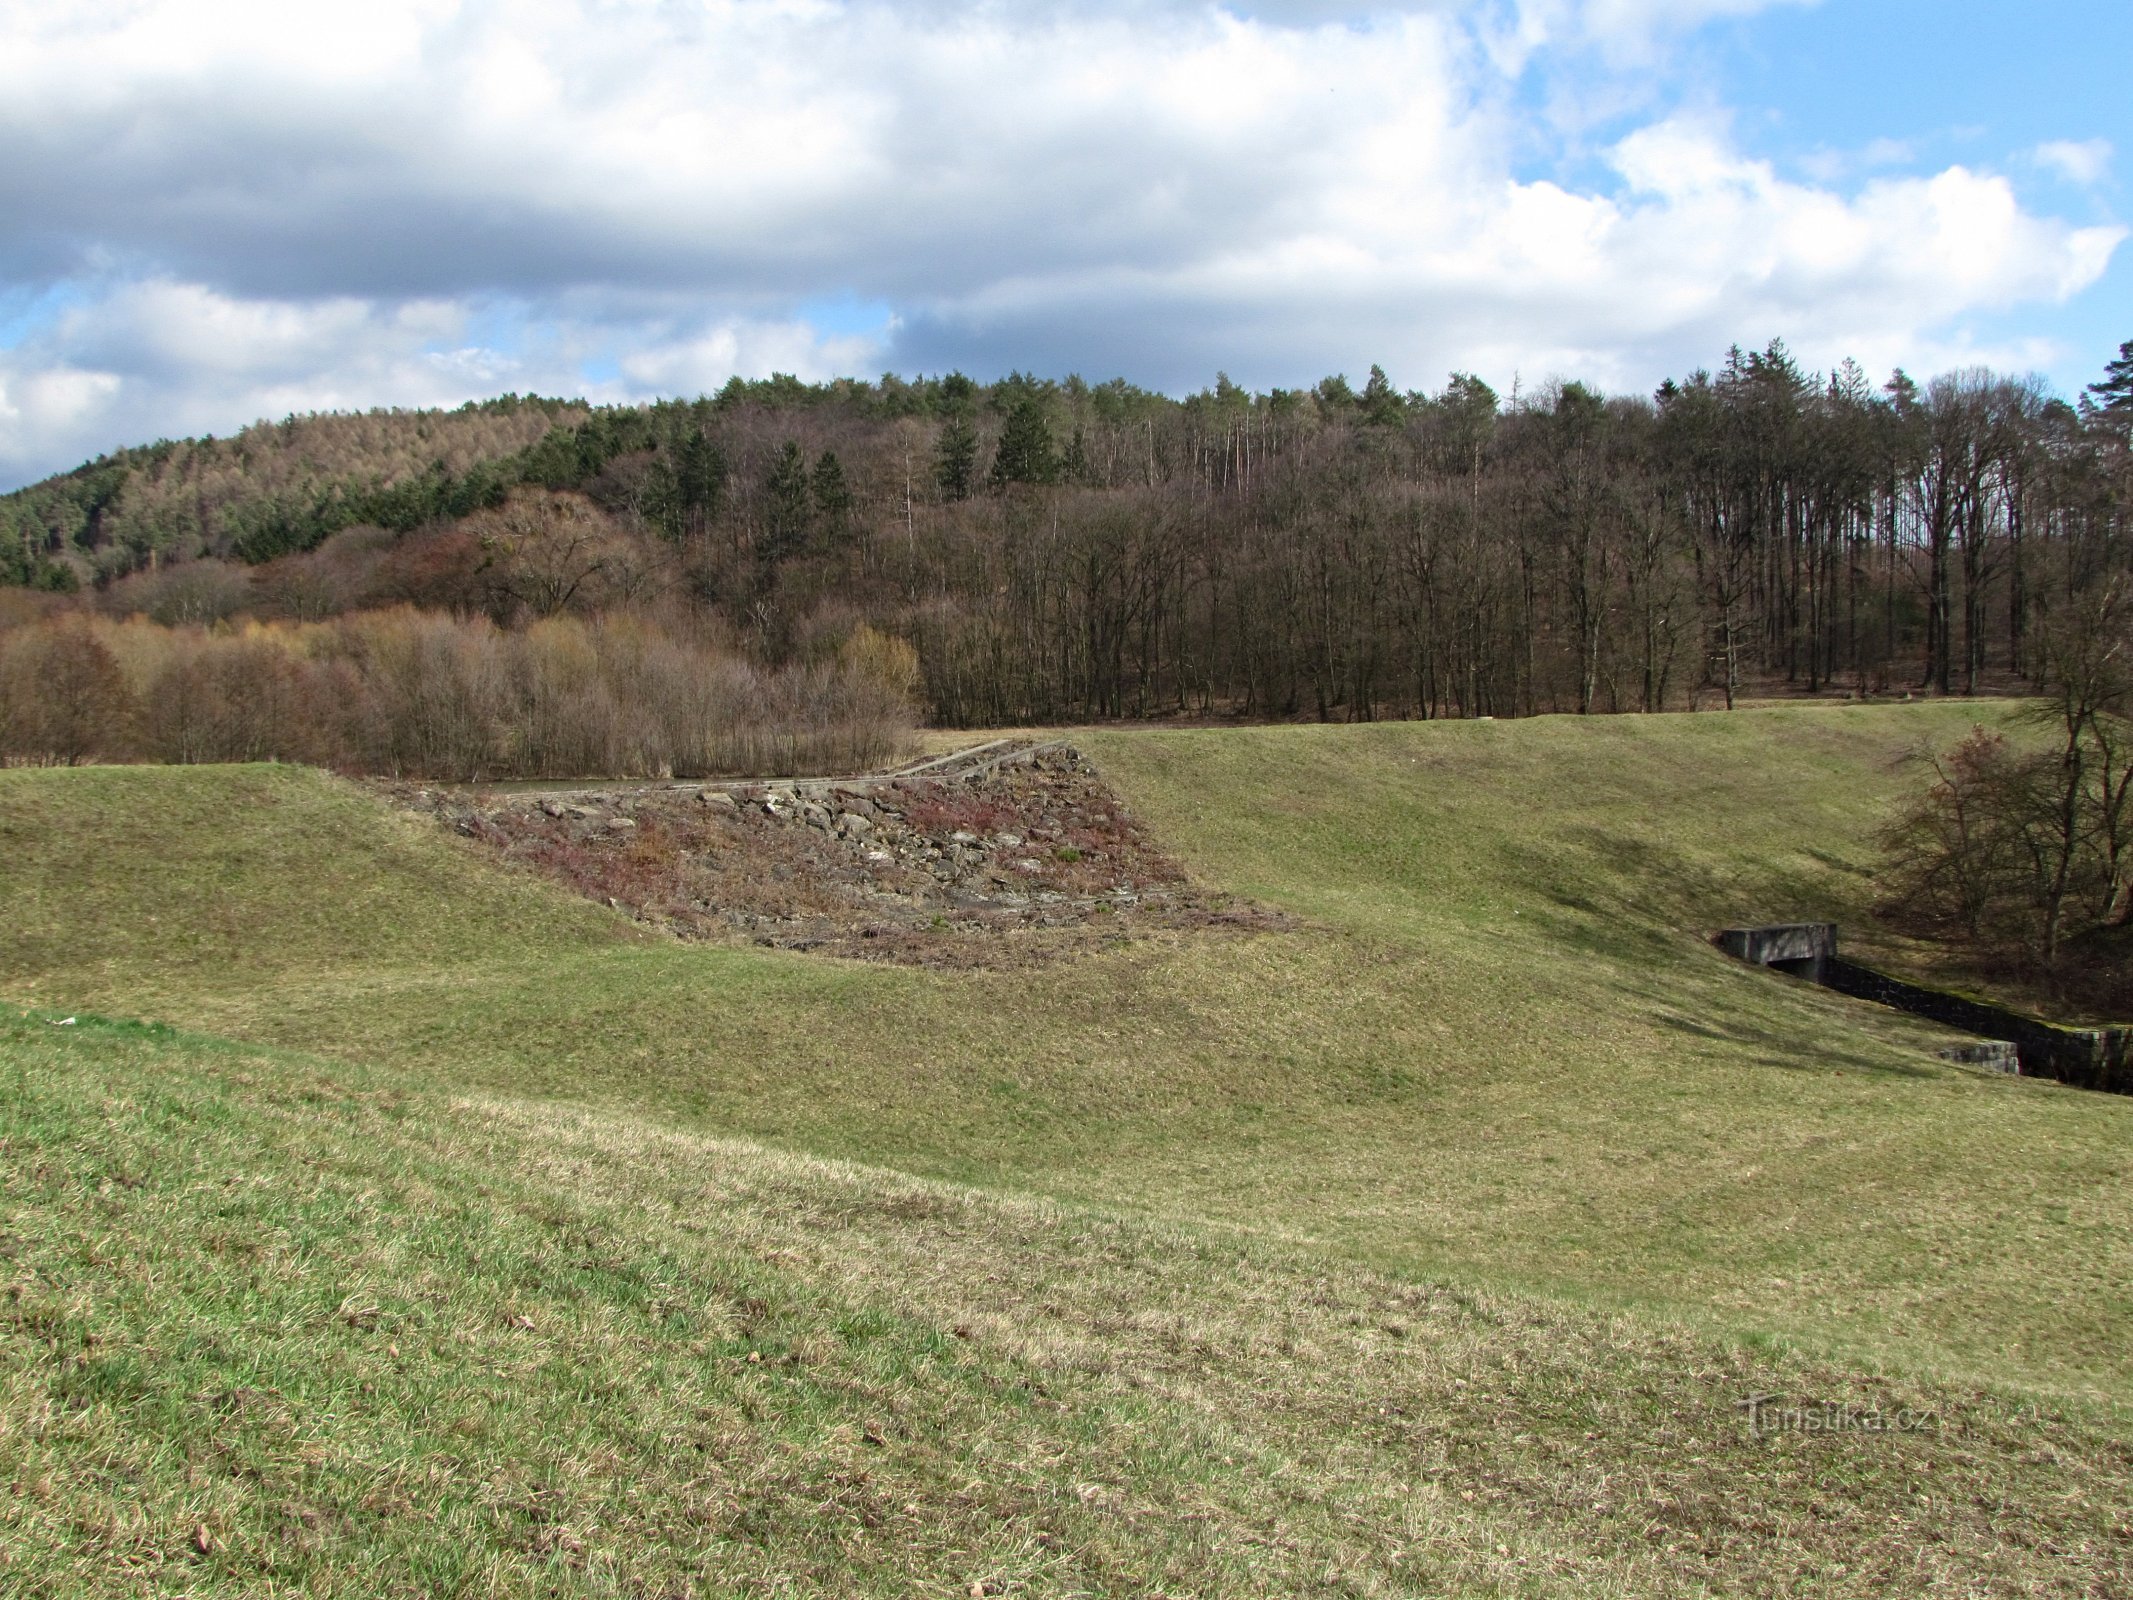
[1820, 958, 2133, 1092]
[1715, 925, 2132, 1095]
[1715, 924, 1836, 971]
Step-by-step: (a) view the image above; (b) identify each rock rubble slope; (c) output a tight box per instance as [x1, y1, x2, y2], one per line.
[384, 743, 1291, 968]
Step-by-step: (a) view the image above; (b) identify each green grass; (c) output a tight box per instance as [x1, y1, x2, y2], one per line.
[5, 1009, 2129, 1597]
[5, 705, 2133, 1592]
[0, 763, 632, 988]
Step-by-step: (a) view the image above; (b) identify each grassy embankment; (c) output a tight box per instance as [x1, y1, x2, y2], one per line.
[5, 702, 2132, 1593]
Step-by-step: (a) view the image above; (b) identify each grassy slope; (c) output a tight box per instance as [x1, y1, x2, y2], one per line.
[5, 1011, 2128, 1598]
[7, 707, 2133, 1592]
[0, 764, 634, 987]
[8, 707, 2129, 1401]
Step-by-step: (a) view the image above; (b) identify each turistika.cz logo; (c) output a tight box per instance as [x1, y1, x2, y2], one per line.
[1735, 1392, 1940, 1439]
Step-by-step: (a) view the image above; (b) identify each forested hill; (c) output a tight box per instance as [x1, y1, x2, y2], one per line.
[0, 372, 1096, 582]
[5, 343, 2131, 726]
[0, 394, 590, 581]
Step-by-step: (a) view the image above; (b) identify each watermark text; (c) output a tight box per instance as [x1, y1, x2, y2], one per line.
[1736, 1392, 1940, 1439]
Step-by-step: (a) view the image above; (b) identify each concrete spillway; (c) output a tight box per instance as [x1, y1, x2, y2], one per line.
[1715, 924, 2131, 1094]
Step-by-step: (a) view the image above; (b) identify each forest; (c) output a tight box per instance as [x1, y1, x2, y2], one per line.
[4, 338, 2131, 745]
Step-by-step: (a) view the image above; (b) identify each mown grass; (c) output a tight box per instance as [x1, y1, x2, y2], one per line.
[4, 705, 2133, 1590]
[5, 1009, 2129, 1597]
[0, 763, 632, 988]
[11, 705, 2127, 1399]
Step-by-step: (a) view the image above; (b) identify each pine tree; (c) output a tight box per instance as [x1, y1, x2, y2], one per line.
[2087, 339, 2133, 417]
[1062, 427, 1090, 485]
[646, 426, 726, 542]
[761, 441, 811, 563]
[1314, 373, 1357, 414]
[989, 396, 1056, 490]
[1360, 363, 1404, 427]
[934, 413, 978, 502]
[811, 450, 853, 546]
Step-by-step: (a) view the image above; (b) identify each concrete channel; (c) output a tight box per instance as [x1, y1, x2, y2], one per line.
[1717, 923, 2133, 1093]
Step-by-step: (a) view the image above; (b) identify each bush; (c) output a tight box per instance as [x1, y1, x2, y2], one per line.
[0, 606, 917, 780]
[0, 621, 136, 765]
[1879, 586, 2133, 987]
[101, 560, 255, 627]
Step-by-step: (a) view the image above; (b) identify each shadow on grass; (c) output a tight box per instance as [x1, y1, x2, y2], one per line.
[1505, 825, 1870, 937]
[1646, 999, 1941, 1080]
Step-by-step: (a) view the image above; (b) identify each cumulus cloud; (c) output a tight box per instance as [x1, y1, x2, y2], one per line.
[0, 0, 2119, 485]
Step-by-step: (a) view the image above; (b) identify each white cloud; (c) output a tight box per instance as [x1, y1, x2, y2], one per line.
[0, 0, 2118, 485]
[0, 366, 125, 470]
[2034, 138, 2113, 189]
[0, 278, 891, 484]
[615, 321, 890, 394]
[1574, 0, 1814, 32]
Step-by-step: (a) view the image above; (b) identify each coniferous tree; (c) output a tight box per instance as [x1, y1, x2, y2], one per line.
[989, 396, 1057, 489]
[646, 426, 727, 543]
[1314, 373, 1358, 415]
[934, 412, 978, 502]
[811, 450, 854, 546]
[2088, 339, 2133, 418]
[761, 441, 812, 563]
[1360, 364, 1404, 428]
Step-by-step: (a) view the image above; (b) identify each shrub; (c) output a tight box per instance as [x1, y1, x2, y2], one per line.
[0, 620, 136, 765]
[0, 605, 915, 780]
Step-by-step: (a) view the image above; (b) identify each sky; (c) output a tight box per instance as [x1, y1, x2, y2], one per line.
[0, 0, 2126, 489]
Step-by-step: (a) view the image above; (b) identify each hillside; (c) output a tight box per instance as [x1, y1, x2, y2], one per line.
[5, 704, 2133, 1592]
[10, 350, 2124, 729]
[8, 1009, 2128, 1596]
[6, 704, 2130, 1388]
[1, 397, 589, 584]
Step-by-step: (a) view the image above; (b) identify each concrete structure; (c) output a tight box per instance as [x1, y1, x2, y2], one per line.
[1714, 924, 2132, 1094]
[1713, 923, 1834, 980]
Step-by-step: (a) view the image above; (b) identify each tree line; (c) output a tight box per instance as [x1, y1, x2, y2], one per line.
[7, 340, 2132, 727]
[0, 607, 918, 781]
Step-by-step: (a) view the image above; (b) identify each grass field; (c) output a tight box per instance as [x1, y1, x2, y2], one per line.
[6, 703, 2133, 1594]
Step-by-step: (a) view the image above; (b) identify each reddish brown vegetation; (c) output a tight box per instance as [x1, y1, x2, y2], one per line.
[0, 609, 917, 780]
[87, 403, 587, 578]
[1877, 588, 2133, 1017]
[97, 489, 662, 628]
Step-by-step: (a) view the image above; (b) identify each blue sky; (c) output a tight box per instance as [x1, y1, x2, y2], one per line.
[1704, 0, 2129, 382]
[0, 0, 2123, 488]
